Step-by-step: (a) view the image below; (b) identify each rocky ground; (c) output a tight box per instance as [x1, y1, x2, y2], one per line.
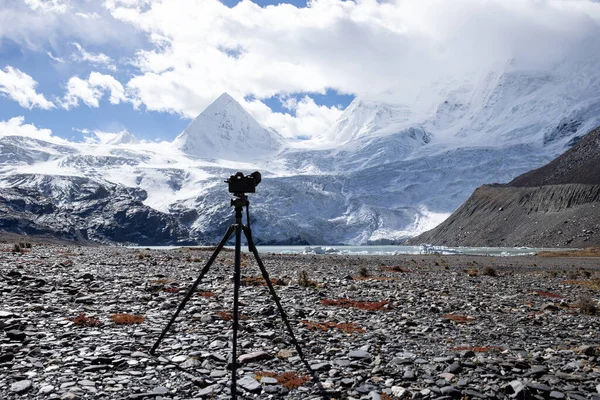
[1, 245, 599, 399]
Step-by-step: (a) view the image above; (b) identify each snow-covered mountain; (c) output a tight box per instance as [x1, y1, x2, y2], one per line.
[107, 131, 140, 145]
[173, 93, 282, 161]
[2, 52, 600, 246]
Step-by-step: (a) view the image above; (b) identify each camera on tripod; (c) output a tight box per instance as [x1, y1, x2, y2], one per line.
[226, 171, 261, 194]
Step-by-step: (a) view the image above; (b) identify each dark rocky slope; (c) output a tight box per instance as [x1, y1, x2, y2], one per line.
[408, 127, 600, 248]
[0, 175, 192, 245]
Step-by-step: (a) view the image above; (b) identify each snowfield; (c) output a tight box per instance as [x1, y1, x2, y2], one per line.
[1, 54, 600, 244]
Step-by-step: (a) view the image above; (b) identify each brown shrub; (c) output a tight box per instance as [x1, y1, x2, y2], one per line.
[216, 311, 248, 321]
[450, 346, 503, 353]
[357, 266, 369, 278]
[567, 270, 580, 280]
[380, 265, 410, 273]
[111, 314, 145, 324]
[254, 371, 309, 391]
[537, 248, 600, 257]
[320, 298, 392, 311]
[482, 266, 498, 277]
[198, 291, 216, 298]
[535, 291, 564, 298]
[576, 296, 598, 315]
[12, 243, 22, 253]
[71, 314, 102, 327]
[443, 314, 475, 323]
[301, 320, 365, 334]
[465, 269, 478, 277]
[298, 270, 318, 288]
[562, 279, 600, 290]
[381, 394, 393, 400]
[242, 277, 286, 286]
[164, 287, 179, 293]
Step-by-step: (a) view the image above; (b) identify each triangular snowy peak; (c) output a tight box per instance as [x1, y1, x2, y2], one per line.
[173, 93, 282, 161]
[107, 131, 140, 145]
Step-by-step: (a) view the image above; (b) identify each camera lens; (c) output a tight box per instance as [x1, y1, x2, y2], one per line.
[250, 171, 261, 186]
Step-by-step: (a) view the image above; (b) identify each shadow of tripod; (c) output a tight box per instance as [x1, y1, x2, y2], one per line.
[150, 176, 329, 399]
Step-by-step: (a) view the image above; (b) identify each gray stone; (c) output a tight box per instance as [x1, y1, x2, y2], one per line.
[171, 355, 188, 363]
[348, 349, 372, 359]
[260, 377, 278, 385]
[195, 384, 220, 397]
[10, 380, 32, 393]
[238, 375, 261, 392]
[528, 382, 550, 392]
[402, 370, 416, 380]
[507, 380, 525, 397]
[152, 386, 169, 395]
[310, 362, 331, 371]
[238, 351, 272, 363]
[549, 391, 565, 399]
[39, 385, 55, 395]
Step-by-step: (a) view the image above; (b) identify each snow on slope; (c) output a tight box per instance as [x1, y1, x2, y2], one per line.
[3, 48, 600, 245]
[173, 93, 283, 161]
[106, 131, 140, 145]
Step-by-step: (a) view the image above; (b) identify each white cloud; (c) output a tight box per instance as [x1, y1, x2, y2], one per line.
[0, 1, 145, 53]
[71, 42, 117, 71]
[62, 72, 128, 109]
[23, 0, 69, 13]
[47, 51, 65, 63]
[245, 96, 343, 139]
[100, 0, 600, 138]
[0, 66, 54, 110]
[0, 116, 66, 143]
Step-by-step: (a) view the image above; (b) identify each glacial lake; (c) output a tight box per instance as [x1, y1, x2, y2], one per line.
[133, 245, 575, 257]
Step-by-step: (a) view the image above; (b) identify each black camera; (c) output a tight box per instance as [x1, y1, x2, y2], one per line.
[226, 171, 262, 194]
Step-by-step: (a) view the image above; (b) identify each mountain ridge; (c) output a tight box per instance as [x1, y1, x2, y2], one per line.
[407, 127, 600, 248]
[172, 93, 282, 161]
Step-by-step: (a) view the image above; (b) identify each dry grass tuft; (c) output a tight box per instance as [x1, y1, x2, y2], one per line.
[450, 346, 503, 353]
[562, 279, 600, 290]
[576, 296, 598, 315]
[197, 291, 216, 298]
[164, 287, 180, 293]
[482, 266, 498, 277]
[242, 277, 286, 287]
[301, 320, 365, 334]
[215, 311, 249, 321]
[111, 314, 145, 324]
[443, 314, 475, 323]
[380, 265, 410, 273]
[298, 270, 319, 288]
[381, 394, 393, 400]
[321, 298, 392, 311]
[535, 291, 563, 298]
[357, 266, 369, 278]
[254, 371, 310, 391]
[149, 279, 170, 284]
[71, 314, 102, 327]
[465, 269, 478, 277]
[537, 247, 600, 257]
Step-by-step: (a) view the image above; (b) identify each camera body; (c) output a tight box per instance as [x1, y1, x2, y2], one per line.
[227, 171, 261, 194]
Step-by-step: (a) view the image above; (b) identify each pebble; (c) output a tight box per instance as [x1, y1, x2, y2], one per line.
[0, 245, 598, 399]
[10, 380, 32, 393]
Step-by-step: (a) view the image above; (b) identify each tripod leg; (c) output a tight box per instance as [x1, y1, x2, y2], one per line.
[242, 226, 329, 398]
[231, 223, 242, 400]
[150, 225, 236, 355]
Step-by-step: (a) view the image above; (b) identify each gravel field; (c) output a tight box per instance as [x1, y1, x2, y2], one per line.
[1, 245, 599, 399]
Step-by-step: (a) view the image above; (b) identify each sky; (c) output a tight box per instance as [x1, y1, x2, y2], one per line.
[1, 0, 600, 143]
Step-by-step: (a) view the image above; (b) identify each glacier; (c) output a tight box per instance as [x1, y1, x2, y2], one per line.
[1, 52, 600, 245]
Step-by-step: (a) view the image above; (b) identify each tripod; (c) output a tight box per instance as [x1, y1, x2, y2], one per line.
[150, 194, 325, 399]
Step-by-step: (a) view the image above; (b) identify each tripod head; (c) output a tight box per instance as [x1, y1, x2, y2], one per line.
[226, 171, 261, 197]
